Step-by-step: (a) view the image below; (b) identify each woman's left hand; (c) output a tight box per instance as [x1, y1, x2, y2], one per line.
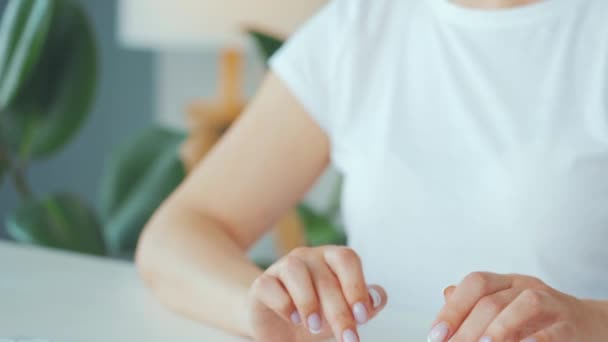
[427, 272, 608, 342]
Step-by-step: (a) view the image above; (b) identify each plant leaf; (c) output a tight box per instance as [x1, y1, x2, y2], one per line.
[327, 176, 343, 218]
[99, 126, 186, 257]
[297, 204, 346, 246]
[0, 0, 54, 110]
[6, 192, 106, 255]
[99, 126, 185, 219]
[0, 0, 98, 159]
[248, 30, 284, 64]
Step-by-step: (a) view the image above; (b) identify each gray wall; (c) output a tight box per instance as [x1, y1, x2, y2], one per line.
[0, 0, 155, 238]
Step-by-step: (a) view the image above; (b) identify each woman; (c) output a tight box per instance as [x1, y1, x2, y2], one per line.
[136, 0, 608, 341]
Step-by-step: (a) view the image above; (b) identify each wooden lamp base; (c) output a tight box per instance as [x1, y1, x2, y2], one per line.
[180, 49, 245, 171]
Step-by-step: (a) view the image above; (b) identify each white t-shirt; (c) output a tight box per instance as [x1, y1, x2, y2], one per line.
[270, 0, 608, 313]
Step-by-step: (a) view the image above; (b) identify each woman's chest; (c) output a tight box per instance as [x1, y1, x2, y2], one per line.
[336, 22, 608, 240]
[330, 1, 608, 303]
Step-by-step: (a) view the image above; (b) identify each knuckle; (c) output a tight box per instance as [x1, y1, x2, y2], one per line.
[464, 272, 491, 293]
[331, 247, 361, 267]
[251, 275, 294, 314]
[521, 289, 544, 312]
[252, 275, 271, 293]
[277, 296, 293, 314]
[477, 295, 504, 315]
[490, 321, 509, 339]
[297, 299, 318, 315]
[251, 275, 279, 299]
[316, 274, 339, 290]
[525, 276, 546, 288]
[345, 282, 368, 301]
[329, 309, 355, 327]
[452, 332, 475, 342]
[290, 246, 310, 258]
[281, 255, 304, 275]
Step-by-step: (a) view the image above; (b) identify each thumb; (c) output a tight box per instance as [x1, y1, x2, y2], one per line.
[367, 285, 388, 319]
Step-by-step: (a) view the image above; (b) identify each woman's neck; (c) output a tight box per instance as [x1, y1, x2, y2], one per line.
[451, 0, 542, 9]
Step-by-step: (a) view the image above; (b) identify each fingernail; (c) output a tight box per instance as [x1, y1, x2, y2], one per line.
[479, 337, 492, 342]
[368, 287, 382, 308]
[342, 329, 359, 342]
[307, 313, 322, 334]
[427, 322, 449, 342]
[522, 339, 537, 342]
[353, 302, 368, 324]
[290, 311, 301, 325]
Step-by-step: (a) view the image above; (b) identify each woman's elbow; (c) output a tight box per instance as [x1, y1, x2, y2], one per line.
[135, 217, 164, 290]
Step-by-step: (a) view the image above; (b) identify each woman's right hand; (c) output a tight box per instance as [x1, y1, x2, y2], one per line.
[248, 246, 388, 342]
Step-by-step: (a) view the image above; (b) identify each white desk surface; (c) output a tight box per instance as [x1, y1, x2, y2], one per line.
[0, 241, 430, 341]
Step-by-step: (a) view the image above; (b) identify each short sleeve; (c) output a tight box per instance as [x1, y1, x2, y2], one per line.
[269, 0, 351, 136]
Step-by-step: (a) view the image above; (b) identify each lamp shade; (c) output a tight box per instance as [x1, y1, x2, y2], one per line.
[118, 0, 327, 50]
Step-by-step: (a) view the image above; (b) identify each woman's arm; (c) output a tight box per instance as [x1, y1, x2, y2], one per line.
[135, 73, 330, 336]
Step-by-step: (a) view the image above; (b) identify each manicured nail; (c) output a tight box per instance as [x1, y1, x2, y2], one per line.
[353, 302, 368, 324]
[290, 311, 301, 325]
[427, 322, 449, 342]
[368, 287, 382, 308]
[307, 313, 322, 334]
[522, 339, 537, 342]
[342, 329, 359, 342]
[479, 337, 492, 342]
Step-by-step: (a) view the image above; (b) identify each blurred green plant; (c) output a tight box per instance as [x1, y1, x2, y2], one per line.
[0, 0, 186, 258]
[249, 29, 347, 247]
[99, 126, 185, 257]
[0, 0, 104, 255]
[0, 6, 343, 258]
[249, 30, 284, 65]
[6, 193, 105, 255]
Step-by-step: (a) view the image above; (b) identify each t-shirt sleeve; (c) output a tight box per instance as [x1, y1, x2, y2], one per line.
[269, 0, 351, 136]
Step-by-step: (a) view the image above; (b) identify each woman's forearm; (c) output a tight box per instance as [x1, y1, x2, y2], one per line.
[136, 206, 263, 336]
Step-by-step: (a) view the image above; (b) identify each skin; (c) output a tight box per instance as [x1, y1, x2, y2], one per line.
[137, 73, 383, 341]
[137, 73, 335, 337]
[137, 1, 608, 342]
[429, 272, 608, 342]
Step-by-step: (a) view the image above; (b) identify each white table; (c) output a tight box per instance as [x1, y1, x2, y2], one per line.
[0, 242, 430, 341]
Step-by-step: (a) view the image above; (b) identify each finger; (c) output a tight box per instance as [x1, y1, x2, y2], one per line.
[522, 321, 576, 342]
[311, 258, 359, 342]
[450, 289, 516, 342]
[482, 289, 559, 341]
[429, 272, 512, 342]
[274, 255, 320, 330]
[367, 284, 388, 319]
[324, 247, 372, 324]
[251, 274, 295, 322]
[443, 286, 456, 301]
